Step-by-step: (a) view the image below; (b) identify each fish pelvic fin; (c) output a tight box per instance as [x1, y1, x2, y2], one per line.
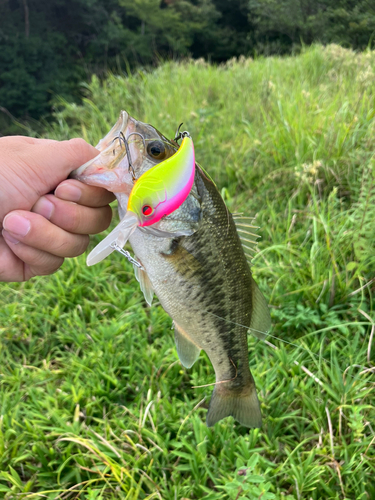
[133, 265, 154, 306]
[173, 322, 201, 368]
[249, 281, 272, 341]
[206, 384, 262, 429]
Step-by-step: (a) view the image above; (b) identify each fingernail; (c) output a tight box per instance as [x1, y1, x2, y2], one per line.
[3, 214, 31, 237]
[2, 229, 20, 245]
[55, 183, 81, 202]
[33, 197, 54, 220]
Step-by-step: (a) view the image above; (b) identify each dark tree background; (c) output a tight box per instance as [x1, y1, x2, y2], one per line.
[0, 0, 374, 133]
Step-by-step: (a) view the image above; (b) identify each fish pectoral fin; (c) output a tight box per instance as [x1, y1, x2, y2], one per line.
[173, 322, 201, 368]
[248, 282, 272, 340]
[133, 265, 154, 306]
[206, 384, 262, 429]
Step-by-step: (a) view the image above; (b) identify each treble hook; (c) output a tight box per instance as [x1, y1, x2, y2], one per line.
[173, 122, 191, 143]
[112, 131, 126, 155]
[111, 131, 146, 183]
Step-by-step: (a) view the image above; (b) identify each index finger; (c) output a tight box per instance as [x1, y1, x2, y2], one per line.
[54, 179, 116, 207]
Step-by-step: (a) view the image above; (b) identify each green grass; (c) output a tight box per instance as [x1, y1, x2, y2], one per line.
[1, 44, 374, 499]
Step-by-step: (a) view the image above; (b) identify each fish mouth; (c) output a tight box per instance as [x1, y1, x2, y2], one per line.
[71, 110, 179, 194]
[70, 110, 137, 193]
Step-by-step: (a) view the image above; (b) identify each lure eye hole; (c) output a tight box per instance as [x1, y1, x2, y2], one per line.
[142, 205, 153, 216]
[147, 141, 166, 160]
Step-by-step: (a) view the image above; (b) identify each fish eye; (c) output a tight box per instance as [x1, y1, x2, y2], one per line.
[142, 205, 154, 216]
[147, 141, 166, 160]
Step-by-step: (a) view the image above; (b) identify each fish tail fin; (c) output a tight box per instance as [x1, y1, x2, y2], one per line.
[206, 384, 262, 429]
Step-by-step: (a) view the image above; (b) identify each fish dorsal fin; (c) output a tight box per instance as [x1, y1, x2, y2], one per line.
[133, 265, 154, 306]
[173, 321, 201, 368]
[249, 282, 272, 340]
[232, 213, 260, 264]
[232, 214, 271, 339]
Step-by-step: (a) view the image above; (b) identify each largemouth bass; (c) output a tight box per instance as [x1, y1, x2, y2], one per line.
[72, 111, 271, 428]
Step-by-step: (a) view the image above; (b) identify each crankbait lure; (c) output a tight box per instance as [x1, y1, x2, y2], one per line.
[87, 132, 195, 266]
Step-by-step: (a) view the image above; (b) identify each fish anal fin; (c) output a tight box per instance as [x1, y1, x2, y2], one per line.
[173, 322, 201, 368]
[249, 282, 271, 340]
[133, 264, 154, 306]
[206, 383, 262, 428]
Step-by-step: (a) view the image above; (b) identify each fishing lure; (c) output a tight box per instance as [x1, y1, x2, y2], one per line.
[87, 132, 195, 266]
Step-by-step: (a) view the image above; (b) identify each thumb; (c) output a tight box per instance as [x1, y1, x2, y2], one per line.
[33, 138, 99, 191]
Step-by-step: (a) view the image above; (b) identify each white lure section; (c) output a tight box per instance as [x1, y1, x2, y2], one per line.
[86, 211, 138, 266]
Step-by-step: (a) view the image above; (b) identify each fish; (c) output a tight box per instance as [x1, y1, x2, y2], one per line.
[72, 111, 272, 428]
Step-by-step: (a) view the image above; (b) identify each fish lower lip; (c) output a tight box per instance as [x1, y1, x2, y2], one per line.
[71, 170, 132, 193]
[70, 145, 132, 192]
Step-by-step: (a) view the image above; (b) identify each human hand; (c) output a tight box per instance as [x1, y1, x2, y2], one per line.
[0, 136, 115, 282]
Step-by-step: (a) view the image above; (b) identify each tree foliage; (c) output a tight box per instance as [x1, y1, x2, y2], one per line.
[248, 0, 375, 53]
[0, 0, 375, 130]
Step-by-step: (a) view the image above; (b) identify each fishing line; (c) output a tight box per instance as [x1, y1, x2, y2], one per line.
[201, 309, 373, 382]
[110, 232, 372, 382]
[192, 357, 238, 388]
[115, 286, 372, 384]
[110, 246, 373, 384]
[112, 135, 178, 152]
[205, 310, 302, 349]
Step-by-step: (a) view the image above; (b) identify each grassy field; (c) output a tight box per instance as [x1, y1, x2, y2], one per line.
[1, 44, 375, 499]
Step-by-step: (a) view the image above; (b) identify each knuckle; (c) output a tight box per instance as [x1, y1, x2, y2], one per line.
[0, 241, 23, 281]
